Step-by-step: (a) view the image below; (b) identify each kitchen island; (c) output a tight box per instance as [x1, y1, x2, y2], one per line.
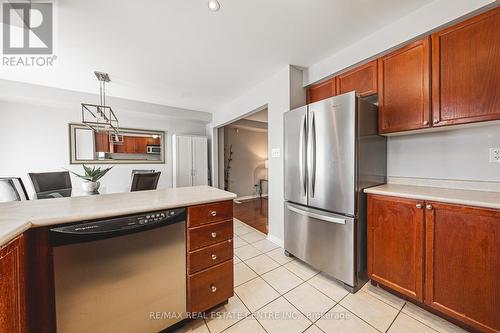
[0, 186, 236, 333]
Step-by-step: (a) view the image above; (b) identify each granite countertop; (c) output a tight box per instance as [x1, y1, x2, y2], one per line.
[364, 183, 500, 209]
[0, 186, 236, 247]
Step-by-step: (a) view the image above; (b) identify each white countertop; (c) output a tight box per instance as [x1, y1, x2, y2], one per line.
[0, 186, 236, 247]
[364, 184, 500, 209]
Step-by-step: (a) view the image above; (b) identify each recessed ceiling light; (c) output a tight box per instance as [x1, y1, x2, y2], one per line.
[207, 0, 221, 12]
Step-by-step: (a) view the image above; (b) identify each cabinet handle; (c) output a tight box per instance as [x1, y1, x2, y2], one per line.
[211, 232, 217, 238]
[434, 120, 440, 125]
[211, 254, 217, 260]
[416, 204, 423, 209]
[426, 204, 433, 210]
[423, 121, 429, 126]
[211, 285, 217, 293]
[210, 210, 217, 217]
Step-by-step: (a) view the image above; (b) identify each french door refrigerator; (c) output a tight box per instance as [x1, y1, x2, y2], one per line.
[284, 91, 386, 292]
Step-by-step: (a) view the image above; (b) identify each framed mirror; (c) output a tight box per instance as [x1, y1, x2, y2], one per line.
[69, 123, 165, 164]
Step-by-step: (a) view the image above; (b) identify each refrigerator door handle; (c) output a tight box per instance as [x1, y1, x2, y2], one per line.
[311, 112, 317, 198]
[286, 203, 346, 225]
[298, 115, 307, 196]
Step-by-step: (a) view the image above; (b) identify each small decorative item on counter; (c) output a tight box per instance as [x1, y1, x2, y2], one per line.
[67, 165, 113, 193]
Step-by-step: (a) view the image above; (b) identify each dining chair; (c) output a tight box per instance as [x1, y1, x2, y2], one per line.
[29, 171, 72, 194]
[130, 172, 161, 192]
[131, 169, 156, 178]
[0, 177, 29, 202]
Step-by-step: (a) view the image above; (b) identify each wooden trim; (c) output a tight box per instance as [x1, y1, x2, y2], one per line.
[24, 228, 56, 333]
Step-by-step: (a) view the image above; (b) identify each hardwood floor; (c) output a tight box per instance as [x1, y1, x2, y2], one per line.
[234, 198, 268, 234]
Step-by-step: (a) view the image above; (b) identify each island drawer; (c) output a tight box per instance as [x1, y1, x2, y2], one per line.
[187, 260, 234, 313]
[188, 239, 233, 274]
[188, 220, 233, 251]
[188, 201, 234, 227]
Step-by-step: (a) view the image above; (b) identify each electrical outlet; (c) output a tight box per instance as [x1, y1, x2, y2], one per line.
[490, 148, 500, 163]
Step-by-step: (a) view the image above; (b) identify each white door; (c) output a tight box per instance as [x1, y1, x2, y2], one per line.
[174, 135, 193, 187]
[192, 137, 208, 186]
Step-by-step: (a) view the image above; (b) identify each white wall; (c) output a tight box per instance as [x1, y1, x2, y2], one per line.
[211, 66, 291, 246]
[388, 124, 500, 182]
[0, 83, 209, 196]
[224, 127, 268, 198]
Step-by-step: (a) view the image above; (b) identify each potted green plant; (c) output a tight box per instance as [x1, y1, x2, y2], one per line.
[67, 165, 113, 193]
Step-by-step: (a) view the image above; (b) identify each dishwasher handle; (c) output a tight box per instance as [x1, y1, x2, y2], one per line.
[50, 208, 186, 246]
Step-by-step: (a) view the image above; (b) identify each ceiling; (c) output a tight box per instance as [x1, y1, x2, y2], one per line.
[0, 0, 434, 113]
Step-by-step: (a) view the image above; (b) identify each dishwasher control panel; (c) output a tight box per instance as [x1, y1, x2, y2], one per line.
[50, 208, 186, 245]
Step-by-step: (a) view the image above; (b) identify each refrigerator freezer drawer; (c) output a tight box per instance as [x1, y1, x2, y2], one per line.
[284, 202, 356, 288]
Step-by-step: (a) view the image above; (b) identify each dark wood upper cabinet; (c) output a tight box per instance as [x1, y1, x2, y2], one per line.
[367, 195, 425, 301]
[336, 60, 378, 96]
[0, 235, 26, 333]
[113, 136, 149, 154]
[307, 77, 336, 104]
[94, 132, 110, 153]
[378, 37, 431, 134]
[432, 7, 500, 127]
[425, 202, 500, 333]
[134, 137, 148, 154]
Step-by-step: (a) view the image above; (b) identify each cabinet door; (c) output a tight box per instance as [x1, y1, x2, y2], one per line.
[307, 77, 336, 104]
[0, 235, 26, 333]
[378, 37, 431, 134]
[432, 8, 500, 127]
[192, 137, 208, 186]
[94, 132, 110, 152]
[336, 60, 378, 96]
[174, 135, 193, 187]
[425, 202, 500, 333]
[367, 195, 425, 301]
[134, 137, 148, 154]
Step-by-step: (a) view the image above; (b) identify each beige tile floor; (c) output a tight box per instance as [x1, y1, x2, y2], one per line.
[174, 218, 468, 333]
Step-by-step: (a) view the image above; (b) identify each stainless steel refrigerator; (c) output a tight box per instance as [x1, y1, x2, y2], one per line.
[284, 91, 387, 292]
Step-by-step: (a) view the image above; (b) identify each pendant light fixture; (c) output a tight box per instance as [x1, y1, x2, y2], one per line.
[207, 0, 221, 11]
[81, 71, 119, 135]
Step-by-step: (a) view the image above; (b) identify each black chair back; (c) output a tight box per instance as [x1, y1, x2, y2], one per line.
[131, 169, 156, 179]
[131, 172, 161, 192]
[29, 171, 72, 194]
[0, 178, 29, 202]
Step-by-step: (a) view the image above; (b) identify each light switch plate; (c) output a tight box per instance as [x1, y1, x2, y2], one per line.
[271, 148, 281, 158]
[490, 148, 500, 163]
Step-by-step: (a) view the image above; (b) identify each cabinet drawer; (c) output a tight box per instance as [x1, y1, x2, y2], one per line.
[188, 240, 233, 274]
[188, 260, 233, 313]
[188, 201, 233, 227]
[188, 220, 233, 251]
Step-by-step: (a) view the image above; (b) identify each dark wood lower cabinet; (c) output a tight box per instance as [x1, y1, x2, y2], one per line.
[0, 235, 26, 333]
[425, 202, 500, 333]
[368, 194, 500, 333]
[187, 202, 234, 313]
[187, 260, 234, 313]
[367, 195, 425, 301]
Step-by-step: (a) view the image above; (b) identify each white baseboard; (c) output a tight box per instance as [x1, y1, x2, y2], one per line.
[267, 234, 284, 248]
[235, 194, 269, 201]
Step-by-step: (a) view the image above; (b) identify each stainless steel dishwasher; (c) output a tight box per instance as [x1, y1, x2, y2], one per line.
[50, 208, 186, 333]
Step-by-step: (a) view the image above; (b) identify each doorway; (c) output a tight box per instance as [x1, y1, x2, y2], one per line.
[218, 108, 269, 234]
